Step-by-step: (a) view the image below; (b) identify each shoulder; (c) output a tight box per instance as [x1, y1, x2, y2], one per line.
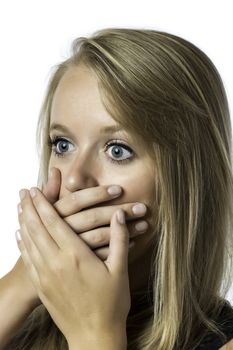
[214, 300, 233, 350]
[219, 338, 233, 350]
[197, 300, 233, 349]
[217, 301, 233, 350]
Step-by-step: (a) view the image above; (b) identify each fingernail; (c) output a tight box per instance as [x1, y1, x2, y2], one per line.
[135, 221, 148, 232]
[19, 189, 26, 200]
[107, 185, 122, 196]
[30, 188, 37, 198]
[15, 230, 22, 242]
[132, 203, 147, 215]
[116, 209, 125, 224]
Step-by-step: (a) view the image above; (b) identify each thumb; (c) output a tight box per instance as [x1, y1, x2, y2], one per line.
[42, 167, 61, 204]
[106, 209, 132, 275]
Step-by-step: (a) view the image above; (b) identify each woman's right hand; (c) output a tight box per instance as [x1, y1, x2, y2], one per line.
[43, 167, 149, 260]
[9, 170, 63, 309]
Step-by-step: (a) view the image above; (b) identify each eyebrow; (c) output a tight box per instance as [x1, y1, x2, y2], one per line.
[49, 122, 124, 135]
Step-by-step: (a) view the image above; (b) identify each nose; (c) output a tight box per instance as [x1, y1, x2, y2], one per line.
[63, 152, 99, 192]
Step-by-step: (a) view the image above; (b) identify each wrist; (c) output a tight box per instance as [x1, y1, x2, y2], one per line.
[68, 327, 127, 350]
[9, 269, 40, 311]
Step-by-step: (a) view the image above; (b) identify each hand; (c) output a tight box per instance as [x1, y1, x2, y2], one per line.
[10, 171, 61, 309]
[16, 188, 131, 345]
[44, 168, 149, 261]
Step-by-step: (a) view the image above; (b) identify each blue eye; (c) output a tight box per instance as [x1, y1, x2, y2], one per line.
[47, 137, 74, 158]
[47, 136, 134, 165]
[105, 141, 134, 164]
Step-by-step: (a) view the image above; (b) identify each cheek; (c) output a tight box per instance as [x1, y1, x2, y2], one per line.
[103, 172, 155, 223]
[107, 172, 154, 206]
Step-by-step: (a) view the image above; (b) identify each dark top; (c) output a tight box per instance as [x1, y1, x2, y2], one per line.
[3, 292, 233, 349]
[196, 300, 233, 349]
[128, 291, 233, 349]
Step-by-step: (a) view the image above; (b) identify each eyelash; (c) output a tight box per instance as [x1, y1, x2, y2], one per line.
[47, 136, 134, 165]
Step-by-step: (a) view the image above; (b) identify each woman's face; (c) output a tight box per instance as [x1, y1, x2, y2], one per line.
[49, 64, 156, 292]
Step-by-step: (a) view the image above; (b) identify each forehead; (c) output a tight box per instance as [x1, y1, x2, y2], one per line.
[55, 65, 97, 95]
[50, 65, 118, 127]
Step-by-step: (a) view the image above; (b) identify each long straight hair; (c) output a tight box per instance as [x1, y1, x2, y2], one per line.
[5, 28, 233, 350]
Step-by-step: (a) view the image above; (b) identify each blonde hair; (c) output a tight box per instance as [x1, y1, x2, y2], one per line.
[6, 27, 233, 350]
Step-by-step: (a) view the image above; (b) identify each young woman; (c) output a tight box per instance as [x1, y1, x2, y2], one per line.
[0, 27, 233, 350]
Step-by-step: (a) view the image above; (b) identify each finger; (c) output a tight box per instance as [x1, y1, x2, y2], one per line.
[105, 209, 130, 275]
[64, 202, 147, 233]
[53, 184, 122, 217]
[18, 202, 49, 269]
[19, 191, 59, 259]
[15, 229, 40, 287]
[18, 213, 51, 270]
[93, 239, 135, 261]
[77, 219, 148, 249]
[42, 167, 61, 204]
[29, 187, 92, 258]
[17, 214, 41, 260]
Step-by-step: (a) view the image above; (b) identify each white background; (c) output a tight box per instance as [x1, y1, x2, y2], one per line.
[0, 0, 232, 303]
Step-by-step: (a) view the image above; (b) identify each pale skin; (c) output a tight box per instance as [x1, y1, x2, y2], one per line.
[15, 64, 156, 348]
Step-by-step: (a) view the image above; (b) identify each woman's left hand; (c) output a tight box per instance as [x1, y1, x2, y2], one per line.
[16, 187, 131, 347]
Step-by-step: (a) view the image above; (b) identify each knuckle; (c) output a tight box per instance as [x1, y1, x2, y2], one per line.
[93, 187, 106, 200]
[92, 229, 108, 246]
[70, 191, 82, 211]
[55, 192, 82, 215]
[44, 213, 58, 228]
[71, 192, 78, 201]
[89, 210, 99, 227]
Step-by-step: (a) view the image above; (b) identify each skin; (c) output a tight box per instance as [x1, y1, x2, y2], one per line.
[48, 64, 156, 297]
